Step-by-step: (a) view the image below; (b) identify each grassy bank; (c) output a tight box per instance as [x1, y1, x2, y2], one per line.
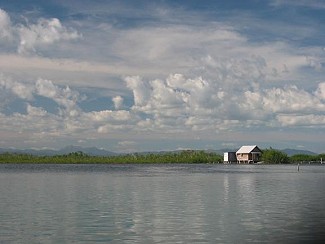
[1, 150, 324, 164]
[0, 150, 223, 164]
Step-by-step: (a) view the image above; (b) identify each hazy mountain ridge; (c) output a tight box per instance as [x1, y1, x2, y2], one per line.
[0, 146, 117, 156]
[0, 146, 318, 156]
[281, 148, 316, 156]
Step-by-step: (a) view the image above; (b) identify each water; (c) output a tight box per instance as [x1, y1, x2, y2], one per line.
[0, 164, 324, 243]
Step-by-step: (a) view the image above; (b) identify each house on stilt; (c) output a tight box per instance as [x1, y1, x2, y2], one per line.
[224, 145, 262, 164]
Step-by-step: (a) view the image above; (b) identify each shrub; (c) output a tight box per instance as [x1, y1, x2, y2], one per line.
[261, 148, 289, 164]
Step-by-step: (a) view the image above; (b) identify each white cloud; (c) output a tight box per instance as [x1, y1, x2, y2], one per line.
[118, 140, 136, 146]
[277, 114, 325, 127]
[0, 4, 325, 151]
[0, 74, 34, 100]
[112, 95, 123, 109]
[0, 8, 80, 54]
[315, 82, 325, 100]
[86, 110, 131, 122]
[0, 105, 61, 136]
[270, 0, 325, 9]
[1, 71, 325, 151]
[26, 104, 47, 117]
[35, 78, 81, 116]
[0, 76, 83, 117]
[0, 8, 12, 40]
[116, 140, 137, 152]
[18, 17, 80, 54]
[125, 76, 151, 107]
[124, 72, 325, 131]
[262, 86, 325, 113]
[306, 56, 323, 71]
[0, 8, 318, 92]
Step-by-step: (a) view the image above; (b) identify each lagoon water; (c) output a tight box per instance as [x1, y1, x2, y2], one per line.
[0, 164, 324, 243]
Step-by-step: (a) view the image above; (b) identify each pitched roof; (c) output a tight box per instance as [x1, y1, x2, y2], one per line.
[236, 145, 260, 154]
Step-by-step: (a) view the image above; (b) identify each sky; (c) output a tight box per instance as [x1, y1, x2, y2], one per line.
[0, 0, 324, 153]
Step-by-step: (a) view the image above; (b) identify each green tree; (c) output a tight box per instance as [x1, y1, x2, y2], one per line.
[0, 150, 223, 164]
[290, 154, 316, 163]
[261, 148, 289, 164]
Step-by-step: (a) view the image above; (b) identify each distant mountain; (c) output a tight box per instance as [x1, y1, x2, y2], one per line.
[0, 146, 117, 156]
[58, 145, 117, 156]
[214, 148, 317, 156]
[280, 148, 316, 156]
[0, 147, 57, 156]
[215, 148, 238, 154]
[0, 146, 317, 157]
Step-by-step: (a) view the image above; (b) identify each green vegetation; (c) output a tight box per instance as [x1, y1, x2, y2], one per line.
[1, 149, 323, 164]
[0, 150, 223, 164]
[290, 153, 325, 163]
[261, 148, 324, 164]
[261, 148, 290, 164]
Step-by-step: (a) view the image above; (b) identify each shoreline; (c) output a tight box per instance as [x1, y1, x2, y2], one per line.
[1, 151, 324, 164]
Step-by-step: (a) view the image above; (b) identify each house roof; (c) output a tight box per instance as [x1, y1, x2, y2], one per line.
[236, 145, 261, 154]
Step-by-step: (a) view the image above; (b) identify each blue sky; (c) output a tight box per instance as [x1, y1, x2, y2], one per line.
[0, 0, 325, 153]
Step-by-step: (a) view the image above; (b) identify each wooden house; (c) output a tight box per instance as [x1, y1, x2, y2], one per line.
[236, 145, 262, 164]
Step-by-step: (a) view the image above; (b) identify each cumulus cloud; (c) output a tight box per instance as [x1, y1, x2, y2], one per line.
[277, 114, 325, 127]
[84, 109, 140, 134]
[26, 104, 48, 117]
[0, 8, 12, 40]
[112, 95, 123, 109]
[0, 75, 84, 134]
[0, 103, 61, 136]
[125, 76, 151, 107]
[315, 82, 325, 100]
[124, 72, 325, 132]
[86, 110, 131, 122]
[0, 74, 136, 135]
[18, 18, 80, 54]
[261, 86, 325, 113]
[123, 55, 269, 131]
[0, 7, 319, 92]
[0, 8, 80, 54]
[0, 74, 34, 100]
[0, 76, 83, 116]
[1, 70, 325, 150]
[35, 78, 82, 117]
[1, 4, 324, 150]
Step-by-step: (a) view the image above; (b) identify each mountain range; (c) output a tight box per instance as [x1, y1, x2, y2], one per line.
[217, 148, 317, 156]
[0, 145, 117, 156]
[0, 146, 318, 156]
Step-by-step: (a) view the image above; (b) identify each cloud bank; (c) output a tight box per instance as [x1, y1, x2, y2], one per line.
[1, 71, 324, 147]
[0, 8, 80, 55]
[0, 4, 324, 152]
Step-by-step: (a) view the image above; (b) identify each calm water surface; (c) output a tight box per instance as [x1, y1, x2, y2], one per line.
[0, 164, 324, 243]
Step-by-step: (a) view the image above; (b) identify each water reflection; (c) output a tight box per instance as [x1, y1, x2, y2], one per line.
[0, 164, 325, 243]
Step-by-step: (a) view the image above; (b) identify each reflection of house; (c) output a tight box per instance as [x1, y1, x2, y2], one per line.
[224, 145, 262, 164]
[236, 145, 262, 164]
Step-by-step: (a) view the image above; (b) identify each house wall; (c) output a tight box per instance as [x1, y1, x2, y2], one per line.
[235, 145, 263, 163]
[236, 153, 250, 161]
[224, 152, 237, 163]
[251, 153, 261, 161]
[237, 152, 261, 163]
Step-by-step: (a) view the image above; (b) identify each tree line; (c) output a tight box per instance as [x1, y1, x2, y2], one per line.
[0, 149, 324, 164]
[261, 148, 325, 164]
[0, 150, 223, 164]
